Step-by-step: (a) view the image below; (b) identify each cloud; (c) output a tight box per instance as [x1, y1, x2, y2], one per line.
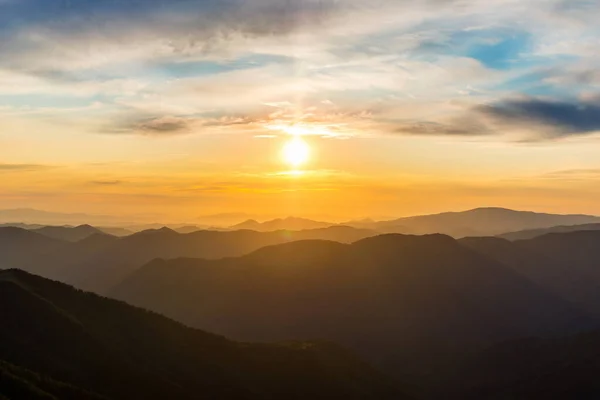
[0, 0, 599, 146]
[477, 97, 600, 138]
[136, 116, 191, 135]
[105, 113, 264, 136]
[0, 163, 53, 171]
[391, 120, 492, 136]
[89, 180, 124, 186]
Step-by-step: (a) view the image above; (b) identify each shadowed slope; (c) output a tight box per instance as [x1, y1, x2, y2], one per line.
[0, 269, 406, 400]
[447, 331, 600, 399]
[462, 231, 600, 317]
[111, 234, 592, 380]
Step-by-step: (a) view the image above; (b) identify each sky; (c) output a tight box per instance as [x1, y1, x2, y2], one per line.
[2, 0, 600, 222]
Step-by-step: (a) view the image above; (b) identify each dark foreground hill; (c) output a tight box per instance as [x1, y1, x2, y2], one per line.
[110, 234, 593, 381]
[445, 331, 600, 399]
[0, 269, 406, 400]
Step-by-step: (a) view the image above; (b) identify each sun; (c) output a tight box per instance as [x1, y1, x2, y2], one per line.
[282, 136, 310, 168]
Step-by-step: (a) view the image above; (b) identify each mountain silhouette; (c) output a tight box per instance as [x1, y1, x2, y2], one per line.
[231, 217, 334, 231]
[359, 207, 600, 237]
[0, 227, 64, 272]
[33, 224, 106, 242]
[499, 222, 600, 240]
[0, 226, 377, 293]
[110, 234, 593, 380]
[0, 208, 130, 226]
[462, 231, 600, 318]
[0, 269, 406, 400]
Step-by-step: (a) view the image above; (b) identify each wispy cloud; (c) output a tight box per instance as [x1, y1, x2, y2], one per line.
[89, 180, 124, 186]
[0, 163, 53, 172]
[1, 0, 600, 143]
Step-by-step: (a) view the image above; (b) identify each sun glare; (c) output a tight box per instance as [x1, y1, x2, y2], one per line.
[282, 136, 310, 168]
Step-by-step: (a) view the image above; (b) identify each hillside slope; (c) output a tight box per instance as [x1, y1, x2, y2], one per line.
[0, 269, 406, 400]
[111, 234, 593, 379]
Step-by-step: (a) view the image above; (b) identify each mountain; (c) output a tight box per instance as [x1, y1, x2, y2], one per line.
[197, 212, 256, 226]
[62, 226, 378, 293]
[0, 222, 46, 229]
[33, 224, 107, 242]
[231, 217, 334, 231]
[0, 226, 377, 293]
[461, 231, 600, 318]
[173, 225, 203, 234]
[0, 228, 65, 272]
[0, 359, 106, 400]
[97, 227, 134, 237]
[499, 223, 600, 240]
[0, 208, 135, 226]
[446, 332, 600, 399]
[361, 207, 600, 238]
[110, 234, 592, 381]
[0, 269, 405, 400]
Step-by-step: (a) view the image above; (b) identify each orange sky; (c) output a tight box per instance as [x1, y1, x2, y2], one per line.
[2, 0, 600, 222]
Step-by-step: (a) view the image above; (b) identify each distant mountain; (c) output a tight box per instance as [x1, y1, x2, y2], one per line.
[0, 269, 405, 400]
[0, 222, 133, 238]
[110, 234, 592, 380]
[0, 227, 64, 272]
[231, 217, 334, 231]
[197, 212, 256, 226]
[0, 226, 377, 293]
[358, 207, 600, 237]
[33, 224, 106, 242]
[0, 208, 135, 226]
[173, 225, 203, 234]
[461, 231, 600, 318]
[97, 226, 134, 237]
[0, 222, 46, 229]
[499, 223, 600, 241]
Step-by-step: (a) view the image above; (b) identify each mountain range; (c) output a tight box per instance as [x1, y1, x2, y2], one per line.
[462, 231, 600, 318]
[229, 208, 600, 237]
[6, 207, 600, 397]
[110, 233, 594, 383]
[357, 207, 600, 237]
[0, 269, 405, 400]
[231, 217, 334, 231]
[5, 207, 600, 238]
[499, 223, 600, 241]
[0, 225, 378, 293]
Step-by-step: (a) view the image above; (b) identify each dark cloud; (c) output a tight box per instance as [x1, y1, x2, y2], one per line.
[477, 98, 600, 137]
[385, 97, 600, 140]
[137, 116, 190, 135]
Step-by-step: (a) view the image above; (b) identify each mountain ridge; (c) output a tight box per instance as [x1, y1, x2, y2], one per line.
[111, 233, 594, 380]
[0, 269, 407, 400]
